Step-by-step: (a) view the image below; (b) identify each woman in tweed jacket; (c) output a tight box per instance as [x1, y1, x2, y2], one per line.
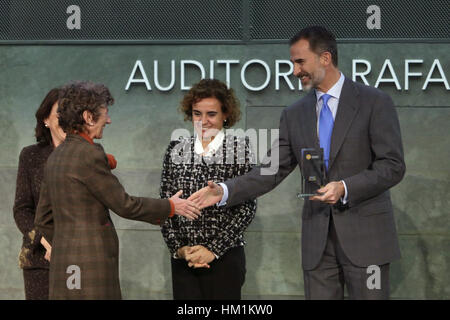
[34, 81, 200, 300]
[13, 88, 65, 299]
[160, 79, 257, 300]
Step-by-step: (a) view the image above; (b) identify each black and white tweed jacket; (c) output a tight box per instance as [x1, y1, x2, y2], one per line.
[160, 135, 257, 258]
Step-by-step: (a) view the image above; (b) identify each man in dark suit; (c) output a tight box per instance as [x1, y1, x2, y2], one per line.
[189, 26, 405, 299]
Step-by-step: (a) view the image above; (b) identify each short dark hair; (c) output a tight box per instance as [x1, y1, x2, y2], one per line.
[58, 81, 114, 134]
[180, 79, 241, 128]
[289, 26, 338, 66]
[35, 88, 61, 145]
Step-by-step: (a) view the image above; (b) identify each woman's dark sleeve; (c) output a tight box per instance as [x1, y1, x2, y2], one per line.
[160, 141, 186, 256]
[13, 148, 45, 249]
[34, 177, 54, 244]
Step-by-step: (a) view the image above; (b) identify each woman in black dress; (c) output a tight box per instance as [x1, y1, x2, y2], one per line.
[13, 88, 65, 300]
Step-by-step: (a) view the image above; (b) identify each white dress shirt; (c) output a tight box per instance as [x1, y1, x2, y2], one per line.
[194, 128, 225, 156]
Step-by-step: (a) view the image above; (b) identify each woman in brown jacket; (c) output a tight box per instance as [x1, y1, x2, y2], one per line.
[34, 81, 200, 299]
[13, 88, 65, 299]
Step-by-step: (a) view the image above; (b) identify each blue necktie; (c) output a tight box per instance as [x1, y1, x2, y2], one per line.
[319, 94, 334, 170]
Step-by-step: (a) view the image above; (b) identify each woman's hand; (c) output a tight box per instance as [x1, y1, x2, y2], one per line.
[40, 237, 52, 262]
[170, 190, 201, 220]
[176, 246, 192, 259]
[185, 245, 215, 269]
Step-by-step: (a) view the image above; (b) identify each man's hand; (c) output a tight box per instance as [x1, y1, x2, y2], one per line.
[185, 245, 215, 269]
[188, 181, 224, 209]
[170, 190, 201, 220]
[40, 237, 51, 262]
[310, 181, 345, 204]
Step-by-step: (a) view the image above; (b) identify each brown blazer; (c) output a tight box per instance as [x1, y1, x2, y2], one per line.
[35, 134, 171, 299]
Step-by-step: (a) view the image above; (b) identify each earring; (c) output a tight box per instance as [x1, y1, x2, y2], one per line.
[44, 123, 49, 128]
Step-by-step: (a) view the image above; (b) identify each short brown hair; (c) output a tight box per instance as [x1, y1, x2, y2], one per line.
[35, 88, 62, 145]
[290, 25, 338, 67]
[180, 79, 241, 128]
[58, 81, 114, 134]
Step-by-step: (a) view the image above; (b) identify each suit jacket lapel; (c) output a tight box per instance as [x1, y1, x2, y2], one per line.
[328, 78, 360, 170]
[300, 91, 320, 149]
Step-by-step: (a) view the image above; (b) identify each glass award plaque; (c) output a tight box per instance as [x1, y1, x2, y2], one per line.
[297, 148, 325, 198]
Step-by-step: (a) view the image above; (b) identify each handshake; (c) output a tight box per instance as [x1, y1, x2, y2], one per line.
[174, 179, 347, 222]
[169, 181, 226, 269]
[170, 181, 225, 220]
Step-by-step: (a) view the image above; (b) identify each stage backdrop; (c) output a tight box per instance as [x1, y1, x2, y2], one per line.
[0, 0, 449, 299]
